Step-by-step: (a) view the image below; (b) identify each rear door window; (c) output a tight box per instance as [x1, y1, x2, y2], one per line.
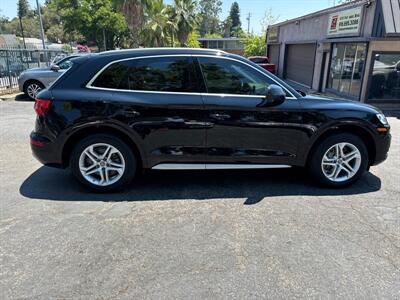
[120, 56, 199, 93]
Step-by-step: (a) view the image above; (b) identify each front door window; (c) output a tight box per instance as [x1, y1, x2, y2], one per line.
[198, 56, 291, 97]
[328, 43, 366, 98]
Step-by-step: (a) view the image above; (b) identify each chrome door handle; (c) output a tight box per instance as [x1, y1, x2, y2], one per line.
[121, 109, 140, 117]
[210, 113, 230, 120]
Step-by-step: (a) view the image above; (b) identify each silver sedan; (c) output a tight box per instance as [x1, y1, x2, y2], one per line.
[18, 55, 81, 99]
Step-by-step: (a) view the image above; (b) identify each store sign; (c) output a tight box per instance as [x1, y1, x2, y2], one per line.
[268, 27, 279, 42]
[327, 7, 362, 37]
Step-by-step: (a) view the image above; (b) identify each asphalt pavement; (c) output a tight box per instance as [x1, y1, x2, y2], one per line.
[0, 100, 399, 299]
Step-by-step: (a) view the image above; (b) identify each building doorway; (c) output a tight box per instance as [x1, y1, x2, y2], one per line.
[327, 43, 367, 99]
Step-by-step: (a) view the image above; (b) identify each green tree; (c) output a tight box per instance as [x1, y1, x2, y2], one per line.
[45, 24, 64, 43]
[54, 0, 128, 50]
[142, 0, 175, 47]
[185, 31, 200, 47]
[114, 0, 147, 48]
[4, 16, 40, 39]
[17, 0, 29, 48]
[172, 0, 197, 47]
[197, 0, 221, 37]
[260, 8, 279, 33]
[222, 16, 232, 37]
[164, 4, 177, 46]
[243, 35, 266, 57]
[0, 15, 10, 34]
[229, 1, 241, 37]
[62, 43, 73, 53]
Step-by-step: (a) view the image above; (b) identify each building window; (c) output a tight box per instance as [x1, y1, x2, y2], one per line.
[368, 53, 400, 101]
[208, 40, 224, 49]
[327, 43, 366, 98]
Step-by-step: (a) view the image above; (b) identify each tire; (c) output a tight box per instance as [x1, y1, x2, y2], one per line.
[24, 80, 44, 100]
[308, 133, 369, 187]
[70, 134, 136, 192]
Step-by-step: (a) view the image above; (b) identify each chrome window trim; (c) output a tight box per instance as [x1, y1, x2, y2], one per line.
[152, 163, 292, 170]
[86, 54, 297, 100]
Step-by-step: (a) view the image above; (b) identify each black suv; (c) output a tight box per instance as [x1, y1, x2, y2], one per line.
[31, 48, 391, 192]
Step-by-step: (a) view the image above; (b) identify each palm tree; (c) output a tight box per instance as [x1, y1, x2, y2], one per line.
[172, 0, 197, 47]
[114, 0, 147, 48]
[142, 0, 175, 47]
[17, 0, 29, 49]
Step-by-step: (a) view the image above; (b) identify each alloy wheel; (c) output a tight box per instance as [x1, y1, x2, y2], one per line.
[78, 143, 125, 186]
[321, 142, 362, 182]
[27, 83, 42, 99]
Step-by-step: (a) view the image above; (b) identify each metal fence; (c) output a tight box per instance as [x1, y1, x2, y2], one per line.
[0, 48, 66, 95]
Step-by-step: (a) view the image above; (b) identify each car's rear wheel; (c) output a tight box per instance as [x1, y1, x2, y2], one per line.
[24, 80, 44, 100]
[70, 134, 136, 192]
[308, 133, 369, 187]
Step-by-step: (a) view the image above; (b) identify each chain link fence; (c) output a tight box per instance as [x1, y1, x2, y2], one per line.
[0, 48, 66, 95]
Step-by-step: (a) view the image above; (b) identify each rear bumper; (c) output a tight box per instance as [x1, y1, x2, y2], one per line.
[30, 131, 63, 168]
[372, 133, 391, 166]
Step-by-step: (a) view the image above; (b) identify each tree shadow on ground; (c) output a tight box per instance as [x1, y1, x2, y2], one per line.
[20, 166, 381, 205]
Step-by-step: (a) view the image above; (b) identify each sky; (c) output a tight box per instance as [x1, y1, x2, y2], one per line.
[1, 0, 337, 34]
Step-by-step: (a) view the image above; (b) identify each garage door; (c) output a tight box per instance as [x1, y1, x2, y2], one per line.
[268, 45, 280, 69]
[284, 43, 316, 87]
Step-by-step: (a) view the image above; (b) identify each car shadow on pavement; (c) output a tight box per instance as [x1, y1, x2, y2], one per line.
[20, 166, 381, 205]
[14, 93, 31, 102]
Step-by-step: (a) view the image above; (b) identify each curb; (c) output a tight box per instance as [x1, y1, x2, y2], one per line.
[0, 92, 24, 101]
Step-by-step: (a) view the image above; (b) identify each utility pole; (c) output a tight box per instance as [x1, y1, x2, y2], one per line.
[246, 12, 251, 34]
[36, 0, 48, 64]
[103, 29, 107, 51]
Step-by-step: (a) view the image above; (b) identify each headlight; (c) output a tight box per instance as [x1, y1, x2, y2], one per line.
[376, 113, 388, 125]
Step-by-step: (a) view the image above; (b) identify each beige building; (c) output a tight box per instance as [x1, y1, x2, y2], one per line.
[267, 0, 400, 109]
[199, 37, 244, 55]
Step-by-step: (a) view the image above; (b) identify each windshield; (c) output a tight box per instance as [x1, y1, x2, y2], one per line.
[56, 56, 77, 70]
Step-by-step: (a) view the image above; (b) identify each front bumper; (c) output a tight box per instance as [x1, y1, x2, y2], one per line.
[372, 133, 391, 166]
[18, 76, 24, 92]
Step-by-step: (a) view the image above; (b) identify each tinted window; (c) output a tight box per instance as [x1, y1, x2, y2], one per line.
[368, 53, 400, 100]
[91, 62, 129, 89]
[57, 56, 77, 69]
[199, 57, 274, 96]
[120, 57, 198, 93]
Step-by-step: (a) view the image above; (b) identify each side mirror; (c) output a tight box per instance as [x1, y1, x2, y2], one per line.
[50, 64, 60, 72]
[264, 84, 286, 106]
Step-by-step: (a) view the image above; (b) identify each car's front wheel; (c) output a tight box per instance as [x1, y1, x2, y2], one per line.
[308, 133, 369, 187]
[70, 134, 136, 192]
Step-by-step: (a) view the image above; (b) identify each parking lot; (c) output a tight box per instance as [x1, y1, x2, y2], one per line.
[0, 100, 399, 299]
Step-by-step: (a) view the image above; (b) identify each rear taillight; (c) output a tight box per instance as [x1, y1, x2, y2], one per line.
[34, 99, 52, 117]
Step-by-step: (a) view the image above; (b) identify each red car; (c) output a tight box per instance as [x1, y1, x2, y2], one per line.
[248, 56, 276, 74]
